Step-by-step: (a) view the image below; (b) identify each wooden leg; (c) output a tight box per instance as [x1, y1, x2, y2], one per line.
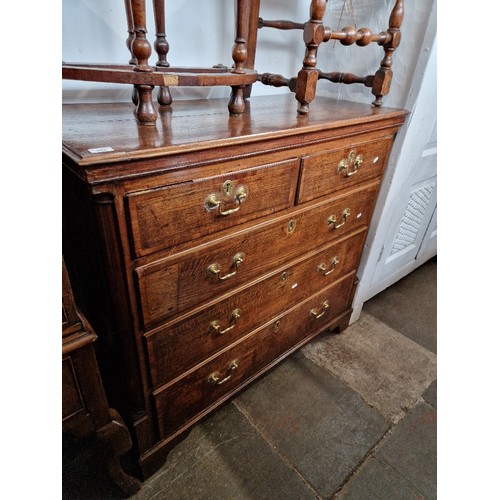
[295, 0, 327, 114]
[135, 84, 158, 125]
[96, 409, 142, 495]
[228, 85, 246, 115]
[153, 0, 173, 106]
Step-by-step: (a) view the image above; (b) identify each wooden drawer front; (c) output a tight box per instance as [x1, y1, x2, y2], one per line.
[136, 181, 379, 329]
[146, 230, 366, 387]
[126, 158, 300, 258]
[297, 137, 392, 204]
[153, 272, 356, 440]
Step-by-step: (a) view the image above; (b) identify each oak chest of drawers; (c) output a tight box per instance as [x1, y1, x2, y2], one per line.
[62, 94, 407, 478]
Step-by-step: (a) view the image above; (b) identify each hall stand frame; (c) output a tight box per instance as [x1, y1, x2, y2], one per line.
[62, 0, 257, 125]
[62, 1, 403, 124]
[254, 0, 404, 113]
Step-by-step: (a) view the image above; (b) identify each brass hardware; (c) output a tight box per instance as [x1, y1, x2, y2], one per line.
[287, 219, 296, 235]
[338, 150, 363, 177]
[309, 300, 329, 319]
[209, 309, 242, 335]
[222, 180, 233, 197]
[328, 208, 351, 229]
[207, 252, 245, 281]
[273, 320, 281, 331]
[318, 256, 340, 276]
[208, 359, 239, 385]
[205, 185, 248, 216]
[280, 272, 288, 282]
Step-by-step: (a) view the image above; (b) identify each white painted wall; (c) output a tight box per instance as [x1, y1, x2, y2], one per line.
[62, 0, 432, 109]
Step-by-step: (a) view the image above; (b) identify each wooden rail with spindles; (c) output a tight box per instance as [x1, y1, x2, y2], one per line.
[62, 0, 256, 125]
[256, 0, 404, 112]
[62, 1, 404, 123]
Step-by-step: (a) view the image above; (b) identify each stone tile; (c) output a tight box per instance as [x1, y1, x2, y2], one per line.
[423, 379, 437, 409]
[376, 402, 437, 498]
[335, 402, 437, 500]
[363, 257, 437, 354]
[334, 455, 423, 500]
[301, 312, 436, 424]
[235, 353, 388, 498]
[131, 402, 317, 500]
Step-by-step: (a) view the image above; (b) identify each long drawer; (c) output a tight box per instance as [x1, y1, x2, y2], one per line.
[135, 180, 380, 329]
[126, 158, 300, 258]
[145, 230, 366, 388]
[152, 271, 357, 440]
[297, 136, 392, 204]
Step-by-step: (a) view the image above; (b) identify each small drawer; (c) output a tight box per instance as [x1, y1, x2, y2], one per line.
[126, 158, 300, 258]
[135, 180, 380, 329]
[145, 230, 366, 387]
[297, 137, 393, 204]
[152, 271, 356, 440]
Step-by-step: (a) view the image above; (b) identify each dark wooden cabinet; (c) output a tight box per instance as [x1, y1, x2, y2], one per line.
[62, 94, 407, 479]
[62, 258, 141, 494]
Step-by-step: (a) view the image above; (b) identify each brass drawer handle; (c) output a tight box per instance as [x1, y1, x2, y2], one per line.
[208, 359, 239, 385]
[205, 186, 248, 216]
[318, 256, 340, 276]
[338, 150, 363, 177]
[328, 208, 350, 229]
[207, 253, 245, 281]
[309, 301, 329, 319]
[209, 309, 242, 335]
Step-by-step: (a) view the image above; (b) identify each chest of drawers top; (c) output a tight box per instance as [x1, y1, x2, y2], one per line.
[62, 94, 407, 185]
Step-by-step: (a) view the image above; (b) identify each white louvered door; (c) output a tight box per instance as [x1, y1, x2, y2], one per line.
[371, 98, 437, 285]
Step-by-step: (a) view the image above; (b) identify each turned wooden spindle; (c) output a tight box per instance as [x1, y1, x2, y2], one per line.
[124, 0, 137, 65]
[258, 73, 297, 93]
[130, 0, 153, 73]
[295, 0, 327, 115]
[124, 0, 139, 105]
[371, 0, 404, 106]
[229, 0, 251, 115]
[153, 0, 172, 106]
[318, 70, 373, 87]
[232, 0, 250, 74]
[323, 24, 390, 46]
[258, 18, 305, 31]
[242, 0, 260, 99]
[129, 0, 157, 124]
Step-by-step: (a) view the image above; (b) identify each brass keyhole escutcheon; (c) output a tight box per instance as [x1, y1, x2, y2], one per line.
[222, 180, 233, 197]
[280, 272, 288, 282]
[287, 219, 296, 235]
[273, 320, 281, 331]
